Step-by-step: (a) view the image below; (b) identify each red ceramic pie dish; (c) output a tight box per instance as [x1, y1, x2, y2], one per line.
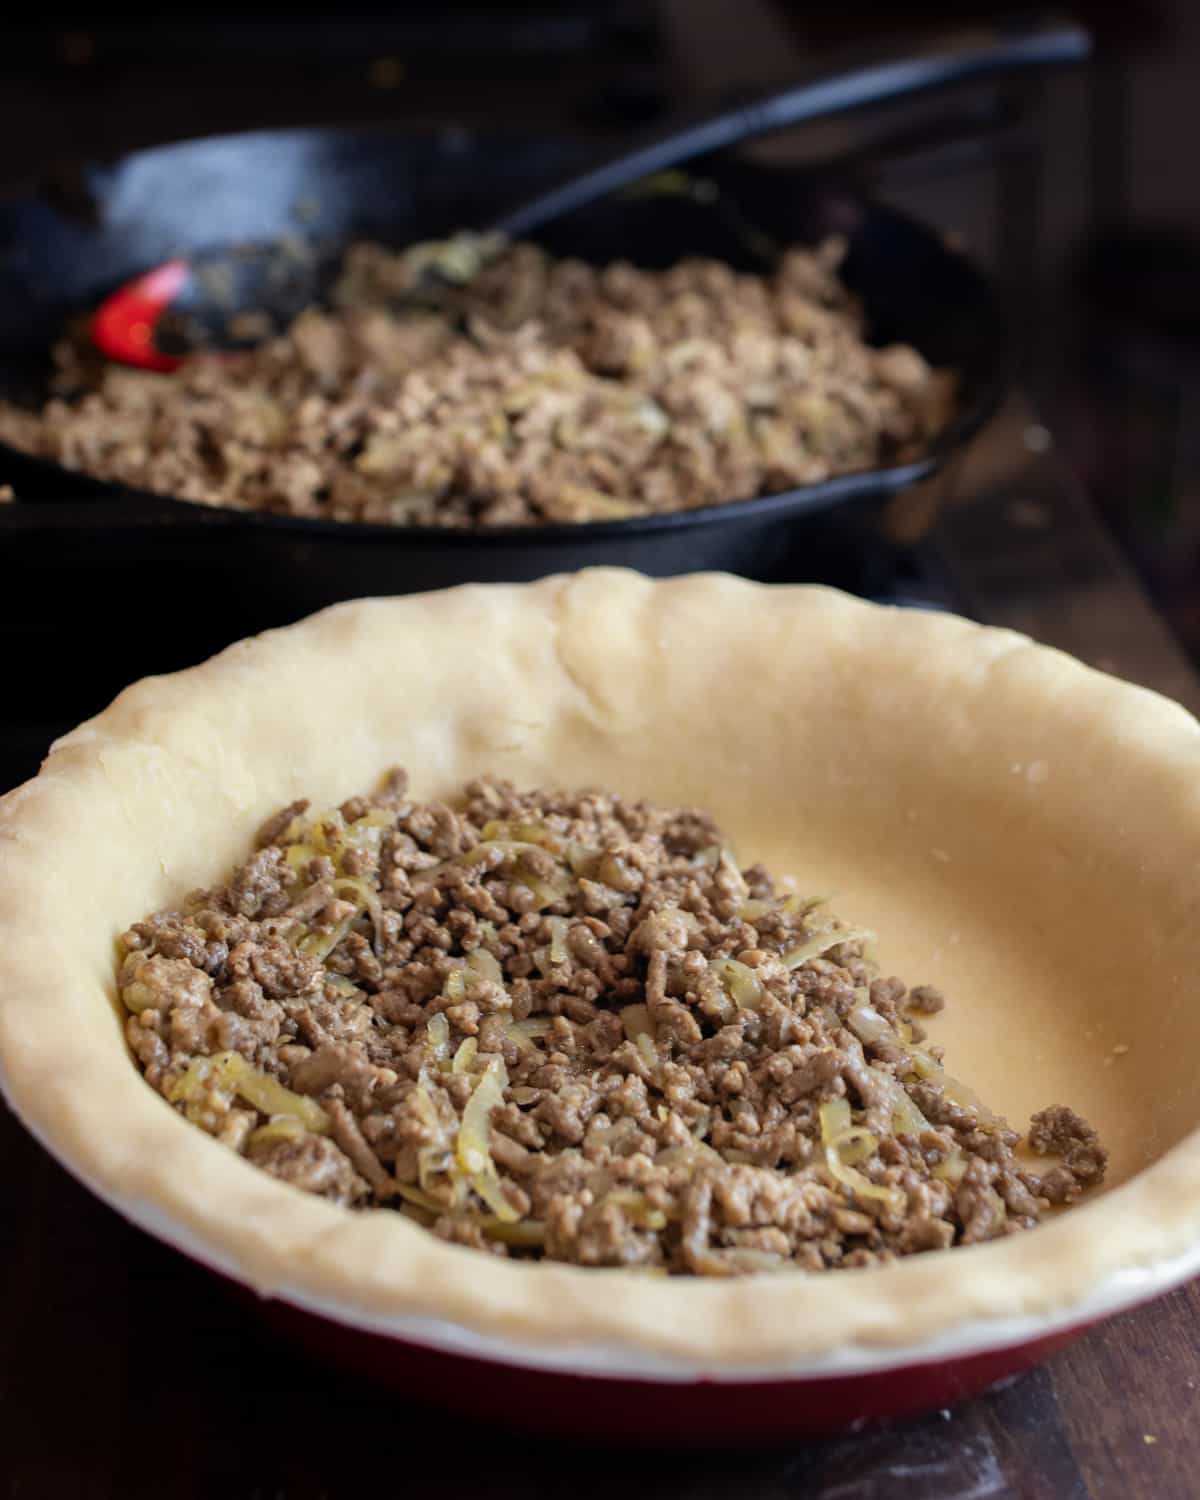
[9, 1114, 1185, 1446]
[2, 574, 1200, 1443]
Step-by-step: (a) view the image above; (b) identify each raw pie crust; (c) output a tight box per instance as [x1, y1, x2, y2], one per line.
[2, 569, 1200, 1373]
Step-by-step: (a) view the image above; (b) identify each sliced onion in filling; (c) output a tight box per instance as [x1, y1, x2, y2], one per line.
[781, 926, 875, 970]
[457, 1055, 519, 1222]
[169, 1051, 329, 1134]
[708, 957, 763, 1010]
[819, 1097, 904, 1214]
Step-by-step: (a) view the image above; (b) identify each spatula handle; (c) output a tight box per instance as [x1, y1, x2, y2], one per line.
[495, 13, 1090, 240]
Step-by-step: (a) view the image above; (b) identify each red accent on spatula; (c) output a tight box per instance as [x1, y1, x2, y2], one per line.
[91, 259, 190, 372]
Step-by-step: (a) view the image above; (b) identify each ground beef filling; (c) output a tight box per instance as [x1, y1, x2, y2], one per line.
[119, 774, 1106, 1274]
[1, 233, 954, 527]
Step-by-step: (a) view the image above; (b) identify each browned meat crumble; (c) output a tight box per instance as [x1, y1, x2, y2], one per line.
[1, 234, 954, 527]
[118, 773, 1105, 1274]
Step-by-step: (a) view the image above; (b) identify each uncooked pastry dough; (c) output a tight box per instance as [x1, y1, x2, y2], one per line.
[1, 569, 1199, 1371]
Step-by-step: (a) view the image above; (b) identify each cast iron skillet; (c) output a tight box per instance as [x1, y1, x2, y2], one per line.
[0, 20, 1086, 624]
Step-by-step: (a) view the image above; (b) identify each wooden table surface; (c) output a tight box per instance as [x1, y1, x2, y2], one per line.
[4, 404, 1200, 1499]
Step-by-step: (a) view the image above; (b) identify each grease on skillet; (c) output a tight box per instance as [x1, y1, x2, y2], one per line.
[118, 771, 1105, 1274]
[0, 233, 954, 528]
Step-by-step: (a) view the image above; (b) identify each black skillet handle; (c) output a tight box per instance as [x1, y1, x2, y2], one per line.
[496, 12, 1090, 240]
